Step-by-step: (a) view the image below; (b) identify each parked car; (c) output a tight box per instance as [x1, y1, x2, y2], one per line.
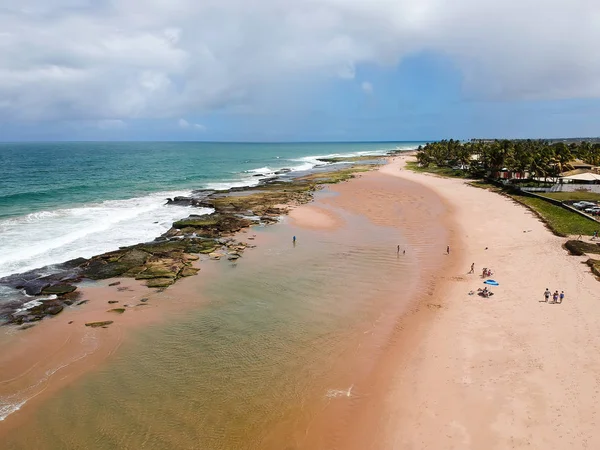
[574, 201, 597, 209]
[585, 207, 600, 213]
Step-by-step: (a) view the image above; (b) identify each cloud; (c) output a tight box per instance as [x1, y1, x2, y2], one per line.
[1, 0, 600, 125]
[97, 119, 126, 130]
[178, 118, 206, 131]
[361, 81, 373, 94]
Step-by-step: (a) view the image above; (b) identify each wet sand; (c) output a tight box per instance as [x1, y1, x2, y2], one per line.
[1, 158, 457, 448]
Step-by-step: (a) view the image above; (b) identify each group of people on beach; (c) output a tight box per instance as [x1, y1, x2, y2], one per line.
[543, 288, 564, 304]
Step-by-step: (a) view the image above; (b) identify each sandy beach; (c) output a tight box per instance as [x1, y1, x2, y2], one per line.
[372, 155, 600, 449]
[1, 154, 599, 449]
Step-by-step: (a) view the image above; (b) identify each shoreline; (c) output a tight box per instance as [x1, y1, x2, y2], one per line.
[0, 154, 396, 326]
[0, 151, 457, 444]
[3, 151, 598, 447]
[375, 154, 600, 449]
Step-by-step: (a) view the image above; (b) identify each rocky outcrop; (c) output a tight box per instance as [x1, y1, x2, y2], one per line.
[85, 321, 113, 328]
[41, 284, 77, 295]
[2, 160, 382, 326]
[171, 214, 254, 238]
[564, 240, 600, 256]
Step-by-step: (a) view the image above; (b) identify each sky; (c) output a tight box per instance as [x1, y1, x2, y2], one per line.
[1, 0, 600, 141]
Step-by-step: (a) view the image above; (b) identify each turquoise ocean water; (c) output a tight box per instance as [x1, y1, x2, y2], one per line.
[0, 142, 422, 278]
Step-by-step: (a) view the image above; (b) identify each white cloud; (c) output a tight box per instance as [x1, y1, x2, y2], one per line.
[1, 0, 600, 124]
[178, 118, 206, 131]
[361, 81, 373, 94]
[97, 119, 126, 129]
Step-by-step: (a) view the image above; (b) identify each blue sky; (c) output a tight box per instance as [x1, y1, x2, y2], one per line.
[1, 1, 600, 141]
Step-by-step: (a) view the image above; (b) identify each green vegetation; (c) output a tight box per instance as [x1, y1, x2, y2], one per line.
[410, 139, 600, 237]
[405, 161, 470, 178]
[415, 138, 600, 179]
[510, 193, 599, 236]
[586, 259, 600, 277]
[539, 192, 600, 202]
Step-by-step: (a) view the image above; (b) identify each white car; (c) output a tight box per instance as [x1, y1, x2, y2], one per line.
[575, 201, 596, 209]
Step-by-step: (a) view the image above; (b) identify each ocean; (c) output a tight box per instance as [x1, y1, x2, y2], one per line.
[0, 141, 422, 279]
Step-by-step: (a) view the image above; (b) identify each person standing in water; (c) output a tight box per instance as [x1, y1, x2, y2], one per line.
[397, 245, 400, 254]
[447, 245, 450, 254]
[293, 236, 296, 246]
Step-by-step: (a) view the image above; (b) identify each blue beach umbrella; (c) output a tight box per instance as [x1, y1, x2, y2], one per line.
[484, 279, 499, 286]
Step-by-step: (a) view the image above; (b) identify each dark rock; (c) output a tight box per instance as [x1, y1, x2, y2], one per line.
[166, 196, 209, 207]
[108, 281, 121, 286]
[140, 298, 149, 302]
[107, 308, 125, 314]
[564, 240, 600, 256]
[180, 267, 199, 277]
[172, 214, 253, 238]
[274, 168, 292, 175]
[108, 300, 119, 304]
[85, 321, 113, 328]
[63, 300, 73, 306]
[46, 305, 63, 315]
[68, 321, 73, 324]
[21, 280, 51, 296]
[77, 300, 89, 306]
[146, 278, 175, 288]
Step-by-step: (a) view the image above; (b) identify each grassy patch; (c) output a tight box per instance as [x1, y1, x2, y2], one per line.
[510, 193, 600, 237]
[586, 259, 600, 277]
[468, 180, 503, 192]
[539, 192, 600, 202]
[405, 161, 470, 178]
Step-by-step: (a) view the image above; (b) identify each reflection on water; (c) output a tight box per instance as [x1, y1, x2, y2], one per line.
[2, 205, 438, 450]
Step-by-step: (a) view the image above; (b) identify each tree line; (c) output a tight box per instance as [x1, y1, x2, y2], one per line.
[415, 139, 600, 181]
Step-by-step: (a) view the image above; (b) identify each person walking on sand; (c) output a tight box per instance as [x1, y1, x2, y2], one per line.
[293, 236, 296, 245]
[469, 263, 475, 274]
[559, 291, 565, 304]
[544, 288, 551, 302]
[552, 290, 559, 304]
[397, 245, 400, 254]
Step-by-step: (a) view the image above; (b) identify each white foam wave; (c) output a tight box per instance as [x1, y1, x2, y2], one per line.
[245, 166, 273, 174]
[0, 399, 27, 421]
[14, 296, 56, 313]
[0, 329, 99, 421]
[325, 385, 353, 398]
[0, 190, 207, 278]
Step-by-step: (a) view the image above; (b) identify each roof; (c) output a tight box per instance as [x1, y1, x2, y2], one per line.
[567, 159, 594, 168]
[560, 168, 592, 177]
[561, 172, 600, 181]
